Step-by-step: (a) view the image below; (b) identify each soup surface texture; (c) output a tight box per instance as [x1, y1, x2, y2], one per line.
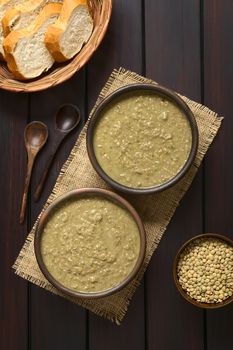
[41, 195, 140, 293]
[93, 91, 192, 188]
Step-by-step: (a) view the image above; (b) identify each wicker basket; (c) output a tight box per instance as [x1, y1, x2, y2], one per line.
[0, 0, 112, 92]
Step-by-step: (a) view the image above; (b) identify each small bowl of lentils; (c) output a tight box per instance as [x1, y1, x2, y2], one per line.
[173, 234, 233, 308]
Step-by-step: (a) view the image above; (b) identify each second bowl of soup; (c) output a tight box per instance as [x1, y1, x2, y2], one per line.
[87, 84, 198, 194]
[34, 188, 146, 299]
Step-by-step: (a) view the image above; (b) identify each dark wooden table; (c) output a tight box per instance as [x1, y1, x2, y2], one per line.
[1, 1, 233, 349]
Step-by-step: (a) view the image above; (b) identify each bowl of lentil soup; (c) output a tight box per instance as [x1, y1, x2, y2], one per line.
[34, 188, 146, 299]
[87, 84, 199, 195]
[173, 234, 233, 308]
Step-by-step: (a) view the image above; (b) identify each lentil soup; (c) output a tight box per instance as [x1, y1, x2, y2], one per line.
[93, 91, 192, 188]
[40, 195, 141, 293]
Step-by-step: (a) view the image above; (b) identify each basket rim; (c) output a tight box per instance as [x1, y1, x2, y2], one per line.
[0, 0, 112, 93]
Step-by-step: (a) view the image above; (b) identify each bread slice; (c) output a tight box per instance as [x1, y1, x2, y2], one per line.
[2, 0, 62, 37]
[0, 0, 28, 59]
[45, 0, 93, 62]
[3, 3, 62, 80]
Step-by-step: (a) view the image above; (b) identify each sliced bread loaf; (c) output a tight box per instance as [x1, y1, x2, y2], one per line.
[3, 3, 62, 79]
[2, 0, 62, 37]
[0, 0, 28, 59]
[45, 0, 93, 62]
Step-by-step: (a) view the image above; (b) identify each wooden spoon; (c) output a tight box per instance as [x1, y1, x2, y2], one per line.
[20, 121, 48, 224]
[34, 104, 81, 202]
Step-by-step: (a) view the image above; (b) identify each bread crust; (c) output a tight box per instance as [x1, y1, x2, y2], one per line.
[3, 3, 62, 79]
[44, 25, 66, 61]
[2, 8, 20, 37]
[0, 0, 19, 60]
[2, 0, 58, 37]
[44, 0, 91, 62]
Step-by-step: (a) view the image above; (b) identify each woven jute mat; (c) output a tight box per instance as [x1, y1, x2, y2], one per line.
[13, 68, 223, 324]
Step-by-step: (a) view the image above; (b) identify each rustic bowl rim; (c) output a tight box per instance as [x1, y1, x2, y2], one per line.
[34, 187, 146, 299]
[173, 233, 233, 309]
[86, 83, 199, 195]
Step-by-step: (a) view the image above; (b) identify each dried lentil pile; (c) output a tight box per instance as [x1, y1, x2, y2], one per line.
[177, 237, 233, 303]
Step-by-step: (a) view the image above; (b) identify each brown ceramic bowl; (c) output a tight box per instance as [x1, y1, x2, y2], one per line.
[87, 83, 199, 195]
[34, 188, 146, 299]
[173, 233, 233, 309]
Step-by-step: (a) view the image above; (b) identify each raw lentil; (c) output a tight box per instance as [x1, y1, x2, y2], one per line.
[177, 237, 233, 304]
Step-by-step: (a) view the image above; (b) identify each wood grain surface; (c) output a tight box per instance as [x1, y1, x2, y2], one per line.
[0, 0, 232, 349]
[0, 91, 29, 349]
[204, 1, 233, 349]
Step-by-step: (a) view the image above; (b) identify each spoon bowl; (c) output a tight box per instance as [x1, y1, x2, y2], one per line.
[25, 121, 48, 149]
[55, 104, 81, 132]
[20, 121, 48, 224]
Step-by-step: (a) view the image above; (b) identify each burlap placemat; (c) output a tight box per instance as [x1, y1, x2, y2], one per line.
[13, 68, 223, 324]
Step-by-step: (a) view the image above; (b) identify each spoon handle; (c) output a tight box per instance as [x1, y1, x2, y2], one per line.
[20, 156, 35, 224]
[33, 152, 56, 202]
[34, 128, 69, 202]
